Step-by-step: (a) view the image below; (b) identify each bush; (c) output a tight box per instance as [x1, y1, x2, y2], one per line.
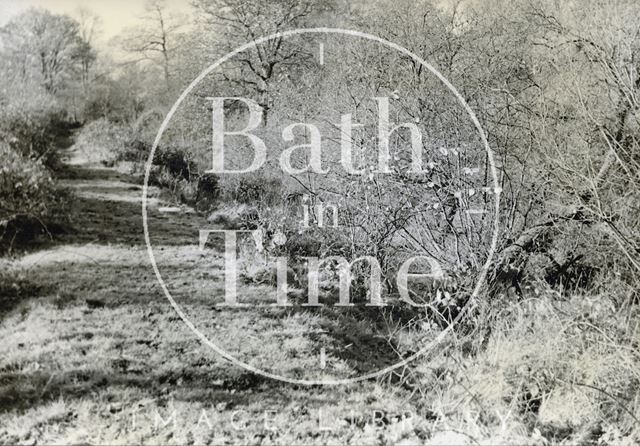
[0, 87, 65, 169]
[119, 138, 151, 163]
[207, 203, 259, 229]
[194, 173, 220, 212]
[0, 143, 66, 253]
[152, 146, 196, 182]
[72, 118, 131, 166]
[220, 174, 283, 205]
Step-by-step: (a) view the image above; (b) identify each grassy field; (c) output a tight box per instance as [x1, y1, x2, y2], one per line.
[0, 143, 638, 445]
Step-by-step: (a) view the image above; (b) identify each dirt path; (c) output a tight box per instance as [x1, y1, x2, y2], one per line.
[0, 142, 420, 444]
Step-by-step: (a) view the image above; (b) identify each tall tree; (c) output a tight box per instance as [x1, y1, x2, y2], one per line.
[0, 8, 85, 93]
[193, 0, 332, 124]
[74, 7, 101, 93]
[118, 0, 186, 91]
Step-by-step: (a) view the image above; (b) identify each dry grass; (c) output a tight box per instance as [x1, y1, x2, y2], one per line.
[0, 149, 638, 444]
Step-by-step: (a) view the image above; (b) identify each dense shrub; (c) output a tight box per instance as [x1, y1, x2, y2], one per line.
[0, 144, 56, 221]
[119, 138, 151, 163]
[207, 203, 259, 229]
[144, 146, 199, 205]
[0, 88, 65, 168]
[72, 118, 131, 165]
[152, 146, 196, 182]
[0, 143, 66, 252]
[219, 174, 283, 205]
[194, 173, 220, 211]
[0, 84, 76, 254]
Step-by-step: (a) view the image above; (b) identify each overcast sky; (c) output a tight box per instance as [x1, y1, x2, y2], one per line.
[0, 0, 193, 46]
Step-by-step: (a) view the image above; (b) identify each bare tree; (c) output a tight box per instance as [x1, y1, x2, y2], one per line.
[193, 0, 330, 124]
[74, 8, 101, 93]
[119, 0, 186, 91]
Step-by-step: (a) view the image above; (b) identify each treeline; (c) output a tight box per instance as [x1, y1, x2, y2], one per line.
[0, 8, 95, 251]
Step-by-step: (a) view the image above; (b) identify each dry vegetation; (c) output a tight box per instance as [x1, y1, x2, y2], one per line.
[1, 0, 639, 444]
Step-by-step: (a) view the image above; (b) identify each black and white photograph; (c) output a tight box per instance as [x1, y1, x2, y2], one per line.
[0, 0, 639, 444]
